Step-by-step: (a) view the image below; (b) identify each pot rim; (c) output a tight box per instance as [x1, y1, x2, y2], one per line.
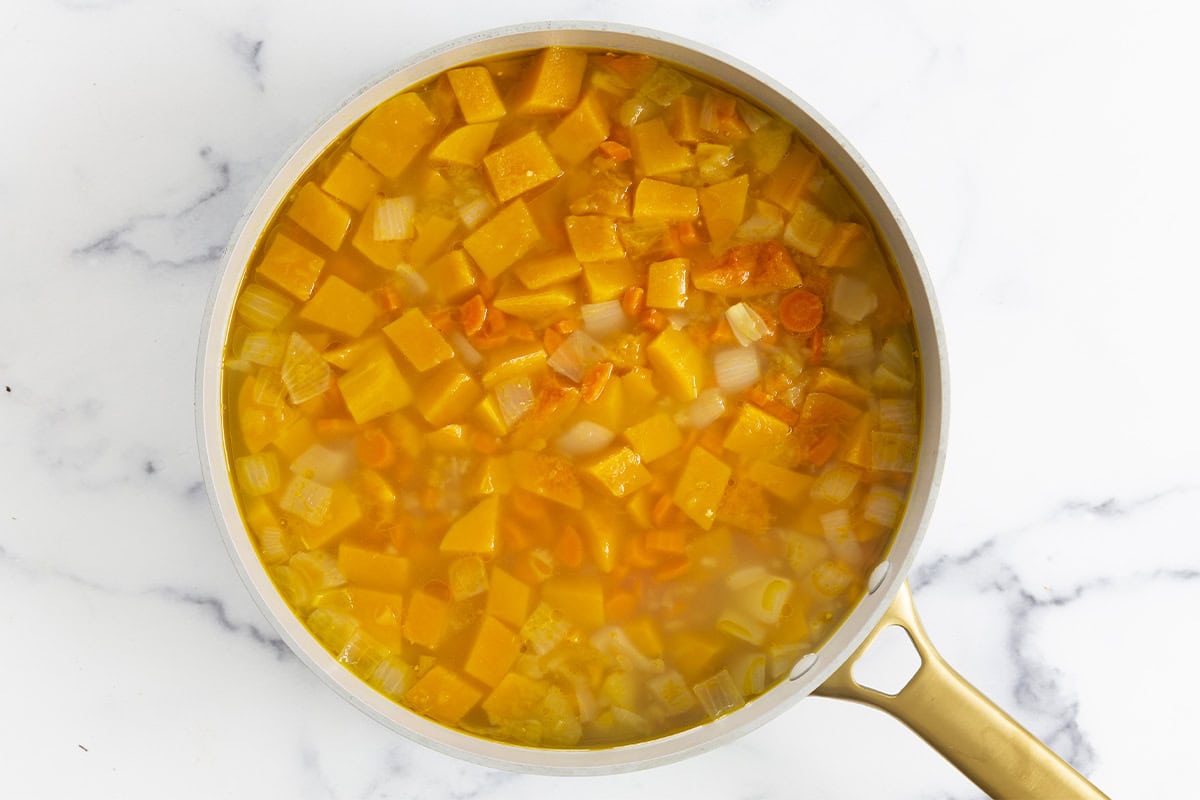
[195, 20, 948, 775]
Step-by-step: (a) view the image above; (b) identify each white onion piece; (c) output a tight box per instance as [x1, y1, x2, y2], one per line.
[713, 347, 761, 393]
[391, 263, 429, 299]
[555, 421, 615, 457]
[447, 330, 482, 368]
[494, 377, 535, 428]
[829, 274, 878, 323]
[675, 388, 726, 428]
[725, 302, 770, 346]
[373, 196, 416, 241]
[581, 300, 627, 339]
[547, 330, 606, 383]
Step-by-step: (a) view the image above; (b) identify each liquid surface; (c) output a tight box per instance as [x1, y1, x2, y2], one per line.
[222, 47, 921, 748]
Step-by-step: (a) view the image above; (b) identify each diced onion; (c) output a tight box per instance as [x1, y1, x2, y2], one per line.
[676, 388, 726, 428]
[581, 300, 627, 339]
[819, 508, 853, 540]
[767, 643, 804, 680]
[726, 565, 767, 590]
[281, 333, 331, 405]
[735, 200, 784, 241]
[235, 452, 280, 496]
[826, 327, 874, 368]
[494, 377, 535, 428]
[240, 331, 286, 367]
[590, 626, 665, 674]
[547, 330, 606, 382]
[391, 263, 429, 299]
[556, 420, 616, 457]
[863, 484, 904, 527]
[456, 195, 494, 230]
[693, 669, 745, 719]
[256, 526, 289, 564]
[251, 368, 287, 408]
[880, 332, 916, 378]
[373, 196, 416, 241]
[278, 474, 333, 526]
[646, 671, 697, 716]
[829, 274, 879, 323]
[729, 653, 766, 697]
[639, 66, 691, 105]
[370, 656, 415, 699]
[725, 302, 770, 346]
[737, 100, 773, 132]
[879, 397, 917, 431]
[811, 464, 861, 504]
[713, 347, 761, 393]
[447, 330, 482, 368]
[235, 283, 293, 330]
[290, 442, 355, 483]
[717, 608, 767, 645]
[289, 550, 345, 592]
[306, 608, 358, 651]
[870, 431, 918, 473]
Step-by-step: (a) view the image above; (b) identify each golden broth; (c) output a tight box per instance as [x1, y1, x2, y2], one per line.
[221, 46, 920, 748]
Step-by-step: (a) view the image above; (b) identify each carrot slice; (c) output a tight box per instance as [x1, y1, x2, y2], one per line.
[645, 528, 686, 554]
[356, 427, 396, 468]
[779, 289, 824, 333]
[639, 308, 668, 332]
[543, 326, 565, 355]
[460, 294, 488, 336]
[581, 361, 614, 403]
[372, 285, 404, 315]
[598, 140, 632, 162]
[654, 556, 691, 582]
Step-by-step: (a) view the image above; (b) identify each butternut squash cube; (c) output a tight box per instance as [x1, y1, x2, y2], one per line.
[565, 215, 625, 263]
[344, 586, 405, 649]
[483, 131, 563, 202]
[426, 422, 472, 453]
[784, 200, 836, 257]
[338, 350, 413, 424]
[633, 179, 699, 220]
[580, 505, 624, 573]
[492, 282, 577, 321]
[320, 151, 381, 212]
[808, 367, 871, 403]
[646, 327, 709, 401]
[582, 259, 637, 303]
[285, 182, 351, 251]
[673, 446, 731, 530]
[487, 566, 532, 627]
[429, 122, 499, 167]
[472, 397, 510, 438]
[744, 459, 813, 504]
[698, 174, 749, 243]
[630, 118, 695, 176]
[383, 308, 454, 372]
[440, 496, 499, 555]
[542, 577, 605, 630]
[621, 367, 659, 420]
[513, 252, 582, 289]
[465, 616, 522, 687]
[350, 92, 438, 179]
[511, 46, 588, 114]
[405, 665, 482, 723]
[510, 450, 583, 509]
[447, 66, 506, 123]
[723, 404, 792, 457]
[424, 248, 478, 303]
[624, 617, 664, 659]
[572, 375, 624, 430]
[408, 214, 460, 266]
[337, 543, 410, 592]
[667, 630, 726, 681]
[583, 446, 652, 498]
[668, 95, 703, 143]
[623, 412, 683, 463]
[840, 412, 874, 468]
[818, 221, 870, 268]
[762, 145, 821, 212]
[298, 276, 378, 338]
[402, 588, 451, 650]
[467, 456, 513, 497]
[800, 392, 863, 424]
[646, 257, 690, 310]
[547, 91, 611, 165]
[716, 477, 772, 534]
[256, 233, 324, 301]
[346, 217, 401, 273]
[463, 199, 543, 278]
[480, 341, 548, 389]
[414, 361, 483, 426]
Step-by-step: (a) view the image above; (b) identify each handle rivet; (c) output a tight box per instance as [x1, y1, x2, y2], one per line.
[867, 560, 890, 593]
[789, 653, 818, 681]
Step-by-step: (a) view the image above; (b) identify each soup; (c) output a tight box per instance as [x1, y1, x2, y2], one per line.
[222, 46, 920, 748]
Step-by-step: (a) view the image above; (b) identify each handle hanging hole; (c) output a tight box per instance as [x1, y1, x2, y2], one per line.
[850, 624, 921, 696]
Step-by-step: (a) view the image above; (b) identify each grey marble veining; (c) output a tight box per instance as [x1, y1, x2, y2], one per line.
[2, 1, 1197, 798]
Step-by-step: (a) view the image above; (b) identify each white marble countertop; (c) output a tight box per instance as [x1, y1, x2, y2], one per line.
[2, 1, 1196, 797]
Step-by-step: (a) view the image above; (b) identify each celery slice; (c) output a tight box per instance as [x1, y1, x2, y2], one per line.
[693, 669, 745, 719]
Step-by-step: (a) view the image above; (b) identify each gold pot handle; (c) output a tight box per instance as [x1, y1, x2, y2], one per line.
[814, 582, 1109, 800]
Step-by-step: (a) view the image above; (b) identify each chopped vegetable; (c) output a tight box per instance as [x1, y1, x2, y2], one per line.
[712, 347, 761, 393]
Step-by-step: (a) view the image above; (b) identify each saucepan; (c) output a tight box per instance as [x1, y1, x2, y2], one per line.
[195, 22, 1108, 798]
